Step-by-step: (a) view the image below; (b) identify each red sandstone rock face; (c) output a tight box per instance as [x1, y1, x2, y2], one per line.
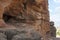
[3, 0, 50, 40]
[4, 0, 47, 19]
[0, 0, 12, 7]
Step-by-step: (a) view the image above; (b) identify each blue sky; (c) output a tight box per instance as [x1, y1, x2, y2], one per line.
[48, 0, 60, 28]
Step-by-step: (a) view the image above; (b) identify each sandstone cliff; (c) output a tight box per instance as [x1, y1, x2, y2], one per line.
[0, 0, 50, 40]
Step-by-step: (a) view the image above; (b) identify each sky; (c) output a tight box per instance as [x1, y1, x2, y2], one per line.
[48, 0, 60, 28]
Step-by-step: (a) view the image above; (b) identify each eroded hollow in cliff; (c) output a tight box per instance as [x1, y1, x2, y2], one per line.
[3, 12, 27, 24]
[3, 14, 12, 22]
[3, 12, 16, 24]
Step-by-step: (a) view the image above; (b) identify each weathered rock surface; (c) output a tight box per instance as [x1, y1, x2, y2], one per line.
[0, 29, 41, 40]
[0, 33, 7, 40]
[0, 0, 50, 40]
[4, 0, 50, 35]
[12, 30, 41, 40]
